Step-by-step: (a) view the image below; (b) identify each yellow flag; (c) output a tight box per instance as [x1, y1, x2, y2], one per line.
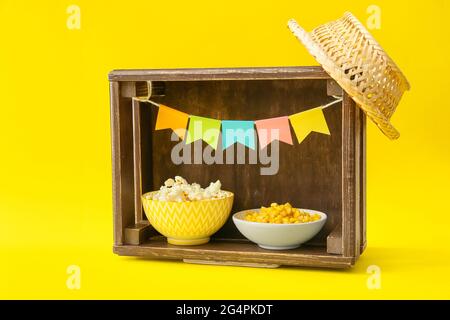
[288, 107, 330, 144]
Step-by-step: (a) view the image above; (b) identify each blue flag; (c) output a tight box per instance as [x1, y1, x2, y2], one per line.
[221, 120, 256, 150]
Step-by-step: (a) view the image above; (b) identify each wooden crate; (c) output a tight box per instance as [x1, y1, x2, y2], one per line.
[109, 66, 366, 269]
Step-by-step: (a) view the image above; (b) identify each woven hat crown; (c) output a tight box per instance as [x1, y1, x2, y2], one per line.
[288, 12, 410, 139]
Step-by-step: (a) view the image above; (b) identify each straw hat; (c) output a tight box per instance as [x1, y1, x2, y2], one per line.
[288, 12, 410, 139]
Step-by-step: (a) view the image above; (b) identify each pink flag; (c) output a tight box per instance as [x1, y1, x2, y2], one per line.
[255, 116, 293, 149]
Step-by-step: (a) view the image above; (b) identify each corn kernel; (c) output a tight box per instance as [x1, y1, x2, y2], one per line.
[244, 203, 321, 224]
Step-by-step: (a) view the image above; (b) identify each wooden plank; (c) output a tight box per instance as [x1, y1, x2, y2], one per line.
[132, 97, 144, 224]
[140, 101, 154, 201]
[341, 92, 358, 258]
[183, 259, 280, 268]
[121, 81, 151, 98]
[110, 82, 123, 245]
[110, 82, 136, 245]
[124, 222, 154, 245]
[108, 66, 330, 82]
[326, 225, 342, 254]
[354, 105, 361, 259]
[360, 110, 367, 253]
[327, 79, 343, 96]
[120, 82, 138, 98]
[113, 239, 354, 269]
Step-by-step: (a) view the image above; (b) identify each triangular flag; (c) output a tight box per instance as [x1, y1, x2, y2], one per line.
[221, 120, 256, 150]
[255, 116, 293, 149]
[185, 116, 222, 150]
[288, 107, 330, 144]
[155, 104, 189, 140]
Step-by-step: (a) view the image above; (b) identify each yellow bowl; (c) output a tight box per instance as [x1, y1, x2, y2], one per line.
[141, 191, 234, 245]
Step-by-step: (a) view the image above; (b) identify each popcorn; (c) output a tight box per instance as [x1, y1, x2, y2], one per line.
[175, 176, 187, 185]
[164, 178, 175, 187]
[150, 176, 227, 202]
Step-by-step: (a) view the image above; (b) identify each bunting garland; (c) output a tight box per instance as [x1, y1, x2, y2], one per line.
[135, 97, 342, 150]
[222, 120, 256, 150]
[289, 106, 330, 144]
[185, 116, 222, 150]
[255, 116, 293, 149]
[155, 104, 189, 140]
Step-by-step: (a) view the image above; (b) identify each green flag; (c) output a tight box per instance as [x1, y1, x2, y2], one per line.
[185, 116, 222, 150]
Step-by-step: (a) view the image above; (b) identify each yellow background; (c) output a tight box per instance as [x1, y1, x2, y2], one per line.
[1, 0, 449, 299]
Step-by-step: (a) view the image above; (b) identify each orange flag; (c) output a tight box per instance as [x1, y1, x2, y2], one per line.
[155, 104, 189, 140]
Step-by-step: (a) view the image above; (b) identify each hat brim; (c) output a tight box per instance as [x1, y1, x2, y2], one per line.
[288, 17, 402, 140]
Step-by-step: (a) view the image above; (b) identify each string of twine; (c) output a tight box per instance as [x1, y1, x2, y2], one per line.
[322, 96, 343, 109]
[132, 96, 343, 116]
[133, 96, 160, 107]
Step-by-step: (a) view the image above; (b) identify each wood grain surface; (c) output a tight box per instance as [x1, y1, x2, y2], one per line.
[114, 237, 355, 268]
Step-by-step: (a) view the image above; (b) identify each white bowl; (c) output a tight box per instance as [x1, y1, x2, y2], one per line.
[232, 209, 327, 250]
